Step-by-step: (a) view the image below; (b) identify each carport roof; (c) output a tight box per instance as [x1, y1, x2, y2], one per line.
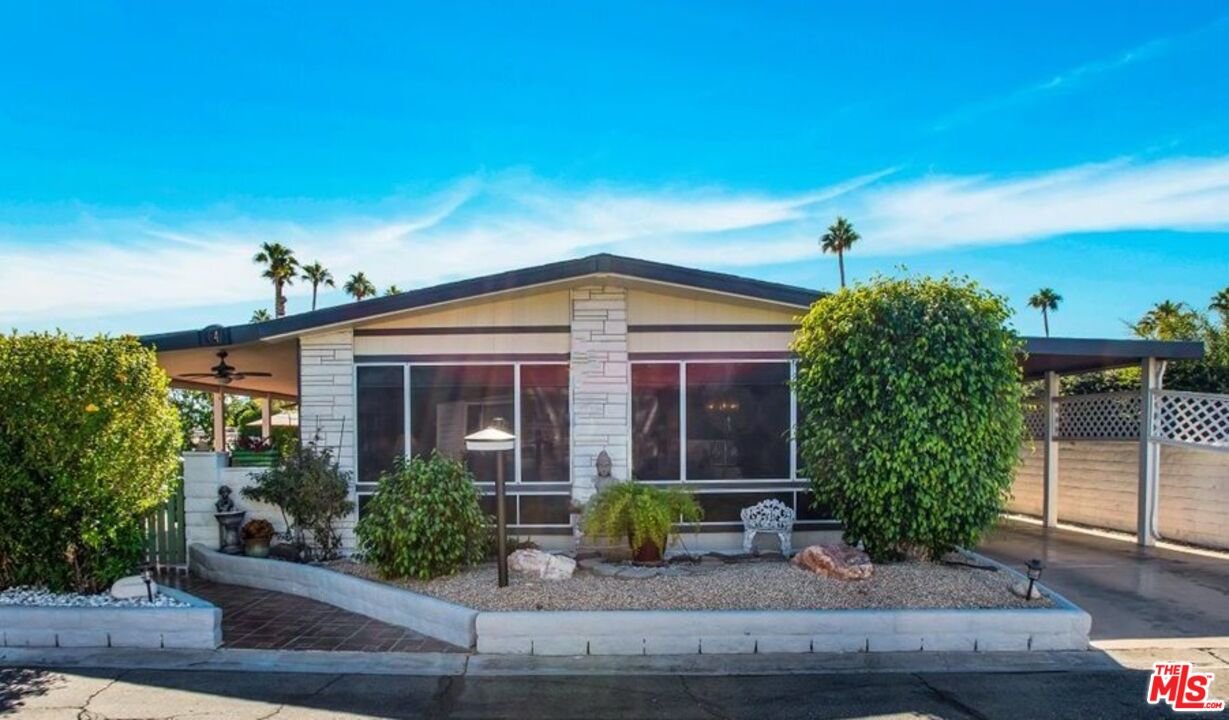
[1020, 337, 1203, 379]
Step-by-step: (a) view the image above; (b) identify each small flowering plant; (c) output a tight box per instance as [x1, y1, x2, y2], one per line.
[235, 435, 274, 452]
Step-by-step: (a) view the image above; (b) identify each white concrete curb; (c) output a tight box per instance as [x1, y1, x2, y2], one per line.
[189, 544, 476, 648]
[0, 586, 220, 650]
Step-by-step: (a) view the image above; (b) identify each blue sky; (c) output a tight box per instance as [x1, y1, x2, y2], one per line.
[2, 1, 1228, 338]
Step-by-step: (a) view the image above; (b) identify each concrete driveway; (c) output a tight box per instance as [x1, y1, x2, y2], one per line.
[978, 519, 1229, 642]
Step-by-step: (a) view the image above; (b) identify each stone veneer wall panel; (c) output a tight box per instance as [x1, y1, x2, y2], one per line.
[298, 328, 358, 549]
[570, 285, 631, 502]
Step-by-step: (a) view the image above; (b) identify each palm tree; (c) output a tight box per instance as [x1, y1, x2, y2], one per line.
[299, 261, 335, 311]
[1132, 300, 1200, 340]
[250, 309, 271, 323]
[344, 272, 376, 301]
[252, 242, 299, 318]
[1027, 288, 1062, 337]
[384, 285, 403, 296]
[819, 217, 860, 289]
[1210, 287, 1229, 322]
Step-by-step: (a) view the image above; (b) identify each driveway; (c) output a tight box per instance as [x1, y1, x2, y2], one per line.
[978, 519, 1229, 642]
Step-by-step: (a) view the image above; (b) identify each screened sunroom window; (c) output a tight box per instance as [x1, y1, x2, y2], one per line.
[356, 366, 404, 484]
[409, 365, 515, 483]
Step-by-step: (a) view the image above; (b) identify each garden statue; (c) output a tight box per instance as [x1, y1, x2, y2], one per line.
[214, 485, 235, 513]
[214, 485, 246, 554]
[593, 449, 621, 495]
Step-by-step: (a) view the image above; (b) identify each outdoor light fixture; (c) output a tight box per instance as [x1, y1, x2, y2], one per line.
[1025, 558, 1046, 601]
[466, 420, 515, 588]
[140, 568, 154, 602]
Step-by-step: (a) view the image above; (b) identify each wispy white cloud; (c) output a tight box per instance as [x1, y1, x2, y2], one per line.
[2, 157, 1229, 328]
[934, 16, 1229, 131]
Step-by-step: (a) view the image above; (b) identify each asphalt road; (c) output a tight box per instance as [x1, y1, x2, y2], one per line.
[0, 666, 1199, 719]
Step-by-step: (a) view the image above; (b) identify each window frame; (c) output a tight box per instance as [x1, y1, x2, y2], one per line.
[353, 359, 572, 530]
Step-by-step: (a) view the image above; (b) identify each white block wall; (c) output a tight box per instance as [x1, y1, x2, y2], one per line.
[570, 285, 631, 502]
[1007, 440, 1229, 550]
[299, 328, 359, 549]
[182, 453, 287, 551]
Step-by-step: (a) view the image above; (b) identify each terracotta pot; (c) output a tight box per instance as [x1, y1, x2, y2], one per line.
[244, 538, 270, 558]
[631, 538, 664, 564]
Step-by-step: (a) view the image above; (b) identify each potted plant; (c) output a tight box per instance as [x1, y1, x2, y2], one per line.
[582, 481, 703, 563]
[241, 518, 277, 558]
[231, 435, 277, 467]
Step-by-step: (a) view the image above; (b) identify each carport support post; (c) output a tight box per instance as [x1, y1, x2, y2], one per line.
[1042, 371, 1060, 528]
[212, 390, 226, 453]
[260, 394, 273, 438]
[1137, 357, 1162, 547]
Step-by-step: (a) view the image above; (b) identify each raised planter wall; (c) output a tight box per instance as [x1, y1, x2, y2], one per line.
[476, 604, 1089, 656]
[189, 544, 476, 648]
[0, 587, 220, 649]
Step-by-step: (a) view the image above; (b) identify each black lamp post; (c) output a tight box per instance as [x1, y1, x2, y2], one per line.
[1025, 558, 1046, 601]
[466, 421, 515, 588]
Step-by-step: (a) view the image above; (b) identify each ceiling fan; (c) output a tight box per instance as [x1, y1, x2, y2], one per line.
[179, 351, 272, 385]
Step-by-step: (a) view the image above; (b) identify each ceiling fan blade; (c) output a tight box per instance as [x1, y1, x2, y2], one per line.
[179, 373, 218, 379]
[239, 371, 273, 377]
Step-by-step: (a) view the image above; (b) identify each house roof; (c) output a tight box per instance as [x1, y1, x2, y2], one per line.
[140, 253, 822, 353]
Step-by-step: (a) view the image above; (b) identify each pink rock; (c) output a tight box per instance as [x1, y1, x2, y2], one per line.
[792, 544, 873, 581]
[509, 549, 576, 580]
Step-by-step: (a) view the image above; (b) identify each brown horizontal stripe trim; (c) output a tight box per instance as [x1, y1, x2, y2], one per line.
[628, 323, 798, 333]
[355, 353, 569, 363]
[355, 325, 569, 336]
[629, 351, 794, 361]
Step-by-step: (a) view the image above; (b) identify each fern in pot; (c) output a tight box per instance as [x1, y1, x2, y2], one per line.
[582, 481, 703, 563]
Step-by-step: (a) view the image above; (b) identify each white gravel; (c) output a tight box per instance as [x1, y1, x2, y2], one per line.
[328, 555, 1053, 612]
[0, 586, 189, 609]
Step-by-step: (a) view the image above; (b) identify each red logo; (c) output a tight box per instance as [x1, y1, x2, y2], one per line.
[1147, 662, 1225, 712]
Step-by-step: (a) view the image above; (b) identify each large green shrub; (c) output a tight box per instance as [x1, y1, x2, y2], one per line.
[0, 333, 181, 592]
[793, 276, 1024, 561]
[582, 481, 703, 558]
[356, 453, 489, 580]
[241, 442, 354, 561]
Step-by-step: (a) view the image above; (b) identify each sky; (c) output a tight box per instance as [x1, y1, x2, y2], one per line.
[2, 1, 1228, 338]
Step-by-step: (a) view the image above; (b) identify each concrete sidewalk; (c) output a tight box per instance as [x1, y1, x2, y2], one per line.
[978, 519, 1229, 644]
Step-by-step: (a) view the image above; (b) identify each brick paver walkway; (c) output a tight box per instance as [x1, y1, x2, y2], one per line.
[160, 572, 464, 653]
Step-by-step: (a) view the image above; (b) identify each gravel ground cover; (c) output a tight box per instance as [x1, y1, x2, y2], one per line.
[327, 555, 1053, 612]
[0, 586, 189, 608]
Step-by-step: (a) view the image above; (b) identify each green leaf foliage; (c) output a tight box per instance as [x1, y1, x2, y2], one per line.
[241, 442, 354, 561]
[0, 333, 181, 592]
[792, 275, 1024, 561]
[355, 453, 489, 580]
[582, 481, 703, 555]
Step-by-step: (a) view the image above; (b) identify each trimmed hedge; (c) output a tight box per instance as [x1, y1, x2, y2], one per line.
[0, 333, 181, 592]
[793, 276, 1024, 561]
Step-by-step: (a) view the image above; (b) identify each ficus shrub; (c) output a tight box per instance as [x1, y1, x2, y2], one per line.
[0, 333, 181, 592]
[792, 275, 1024, 561]
[356, 453, 489, 580]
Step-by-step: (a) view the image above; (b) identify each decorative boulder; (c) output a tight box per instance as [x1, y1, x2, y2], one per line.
[1011, 581, 1042, 600]
[509, 549, 576, 580]
[110, 575, 155, 600]
[792, 544, 873, 581]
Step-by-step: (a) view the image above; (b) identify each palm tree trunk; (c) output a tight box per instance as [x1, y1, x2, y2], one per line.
[311, 284, 319, 311]
[275, 282, 286, 318]
[837, 250, 846, 289]
[1042, 309, 1049, 337]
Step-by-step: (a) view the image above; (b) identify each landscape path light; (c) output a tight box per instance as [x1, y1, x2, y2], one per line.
[466, 421, 515, 588]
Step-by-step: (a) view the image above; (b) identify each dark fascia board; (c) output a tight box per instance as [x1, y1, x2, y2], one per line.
[1022, 336, 1204, 362]
[140, 253, 823, 352]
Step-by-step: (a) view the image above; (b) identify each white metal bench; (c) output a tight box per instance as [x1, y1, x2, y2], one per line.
[740, 499, 795, 556]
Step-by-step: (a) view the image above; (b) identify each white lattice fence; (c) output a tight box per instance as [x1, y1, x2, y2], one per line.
[1023, 396, 1046, 440]
[1153, 390, 1229, 452]
[1057, 392, 1141, 440]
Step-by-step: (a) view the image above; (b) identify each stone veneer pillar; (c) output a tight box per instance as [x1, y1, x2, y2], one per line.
[298, 328, 358, 547]
[570, 285, 631, 503]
